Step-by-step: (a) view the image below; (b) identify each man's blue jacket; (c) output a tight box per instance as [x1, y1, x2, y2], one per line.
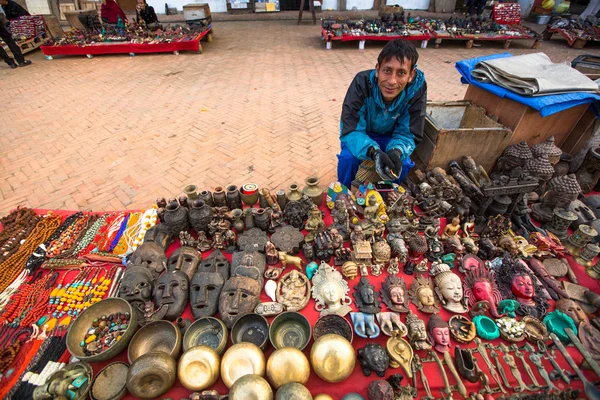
[339, 69, 427, 161]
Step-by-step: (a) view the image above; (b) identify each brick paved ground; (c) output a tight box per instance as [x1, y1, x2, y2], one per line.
[1, 20, 598, 214]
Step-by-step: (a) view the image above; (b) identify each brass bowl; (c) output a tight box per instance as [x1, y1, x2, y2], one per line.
[269, 311, 311, 350]
[275, 382, 313, 400]
[229, 374, 273, 400]
[127, 352, 176, 399]
[266, 347, 310, 389]
[310, 334, 355, 383]
[66, 297, 137, 362]
[221, 342, 266, 388]
[128, 320, 181, 363]
[34, 362, 92, 400]
[240, 184, 260, 207]
[183, 317, 228, 354]
[90, 361, 129, 400]
[313, 314, 353, 343]
[178, 345, 220, 391]
[314, 395, 334, 400]
[231, 313, 270, 350]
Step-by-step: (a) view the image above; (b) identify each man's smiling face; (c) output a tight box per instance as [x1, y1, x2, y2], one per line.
[375, 56, 416, 102]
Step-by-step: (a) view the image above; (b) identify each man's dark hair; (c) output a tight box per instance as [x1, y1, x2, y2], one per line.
[377, 39, 419, 70]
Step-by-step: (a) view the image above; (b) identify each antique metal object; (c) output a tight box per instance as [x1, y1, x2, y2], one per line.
[271, 225, 304, 254]
[565, 328, 600, 378]
[350, 312, 380, 339]
[313, 314, 353, 343]
[229, 374, 273, 400]
[275, 382, 312, 400]
[353, 277, 381, 314]
[408, 275, 439, 314]
[576, 243, 600, 268]
[406, 311, 431, 351]
[538, 340, 570, 383]
[91, 361, 128, 400]
[269, 311, 311, 350]
[575, 147, 600, 193]
[380, 275, 409, 313]
[424, 349, 453, 399]
[66, 298, 138, 363]
[358, 343, 390, 377]
[544, 208, 578, 240]
[231, 313, 269, 350]
[489, 347, 511, 389]
[311, 261, 352, 317]
[310, 334, 356, 383]
[126, 352, 176, 399]
[497, 317, 526, 343]
[531, 174, 581, 223]
[510, 344, 540, 390]
[443, 350, 467, 398]
[219, 276, 261, 329]
[448, 315, 476, 343]
[454, 345, 479, 383]
[499, 343, 532, 392]
[266, 347, 310, 389]
[522, 315, 549, 342]
[551, 333, 600, 399]
[220, 342, 266, 388]
[34, 362, 92, 400]
[474, 338, 506, 393]
[565, 224, 598, 254]
[276, 270, 311, 312]
[237, 228, 269, 253]
[254, 302, 284, 317]
[367, 380, 394, 400]
[556, 299, 600, 370]
[386, 332, 413, 379]
[183, 317, 228, 354]
[524, 342, 558, 391]
[178, 345, 220, 391]
[231, 245, 266, 286]
[376, 312, 406, 337]
[128, 320, 181, 363]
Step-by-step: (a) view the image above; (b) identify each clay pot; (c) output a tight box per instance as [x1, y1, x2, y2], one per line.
[232, 209, 245, 233]
[189, 199, 213, 234]
[227, 185, 243, 210]
[245, 209, 255, 229]
[303, 176, 323, 206]
[286, 183, 303, 202]
[240, 184, 260, 207]
[199, 190, 214, 207]
[163, 201, 190, 235]
[254, 208, 270, 232]
[183, 185, 198, 201]
[213, 187, 228, 208]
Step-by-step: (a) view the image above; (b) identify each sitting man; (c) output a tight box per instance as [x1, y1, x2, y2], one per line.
[337, 39, 427, 188]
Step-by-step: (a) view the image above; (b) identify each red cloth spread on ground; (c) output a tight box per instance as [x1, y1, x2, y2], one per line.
[28, 207, 600, 399]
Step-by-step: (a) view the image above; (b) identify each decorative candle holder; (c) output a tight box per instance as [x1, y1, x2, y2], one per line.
[565, 225, 598, 255]
[543, 208, 577, 240]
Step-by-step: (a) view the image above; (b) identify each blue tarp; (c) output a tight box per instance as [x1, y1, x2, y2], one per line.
[455, 53, 600, 117]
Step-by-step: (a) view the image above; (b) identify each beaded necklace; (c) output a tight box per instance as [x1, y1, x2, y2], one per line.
[45, 213, 89, 259]
[130, 208, 158, 252]
[95, 213, 127, 253]
[0, 210, 41, 264]
[112, 212, 141, 256]
[72, 214, 109, 256]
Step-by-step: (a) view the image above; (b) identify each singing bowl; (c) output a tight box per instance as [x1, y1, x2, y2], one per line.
[269, 311, 311, 350]
[183, 317, 228, 354]
[310, 334, 355, 383]
[313, 314, 353, 343]
[231, 313, 270, 350]
[220, 342, 266, 388]
[275, 382, 313, 400]
[178, 345, 220, 391]
[66, 297, 138, 363]
[126, 352, 176, 399]
[127, 320, 181, 363]
[266, 347, 310, 389]
[229, 374, 273, 400]
[90, 361, 129, 400]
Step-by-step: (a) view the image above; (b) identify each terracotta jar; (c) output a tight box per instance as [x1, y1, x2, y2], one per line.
[287, 183, 303, 202]
[213, 187, 228, 208]
[189, 199, 214, 234]
[183, 185, 198, 201]
[163, 200, 190, 235]
[303, 176, 323, 206]
[199, 190, 213, 207]
[227, 185, 243, 210]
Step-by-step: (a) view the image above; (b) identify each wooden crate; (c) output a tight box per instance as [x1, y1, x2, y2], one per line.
[227, 0, 254, 13]
[43, 14, 64, 39]
[413, 101, 513, 173]
[183, 3, 211, 21]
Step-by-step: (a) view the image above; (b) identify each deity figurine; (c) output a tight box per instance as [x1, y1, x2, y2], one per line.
[492, 141, 533, 179]
[380, 275, 409, 313]
[190, 249, 230, 319]
[387, 256, 400, 275]
[276, 270, 311, 312]
[231, 244, 266, 286]
[406, 311, 431, 351]
[196, 231, 213, 252]
[495, 256, 549, 319]
[408, 275, 439, 314]
[448, 160, 483, 199]
[430, 262, 468, 314]
[305, 205, 325, 243]
[463, 264, 503, 318]
[350, 225, 366, 246]
[427, 314, 451, 353]
[329, 198, 352, 240]
[462, 155, 491, 187]
[361, 194, 381, 231]
[154, 268, 190, 321]
[265, 241, 279, 265]
[442, 216, 461, 240]
[219, 276, 261, 328]
[353, 277, 382, 314]
[555, 299, 600, 369]
[311, 261, 352, 317]
[531, 174, 582, 223]
[119, 265, 165, 326]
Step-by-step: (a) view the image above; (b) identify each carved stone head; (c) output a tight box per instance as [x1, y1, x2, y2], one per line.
[153, 269, 189, 321]
[406, 311, 431, 351]
[427, 314, 450, 353]
[218, 276, 261, 328]
[311, 262, 352, 317]
[431, 262, 467, 314]
[380, 275, 408, 313]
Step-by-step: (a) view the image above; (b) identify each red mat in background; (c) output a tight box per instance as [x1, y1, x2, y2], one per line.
[31, 207, 600, 399]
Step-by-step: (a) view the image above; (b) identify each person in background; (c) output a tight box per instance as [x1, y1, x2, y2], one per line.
[0, 11, 31, 68]
[136, 0, 158, 27]
[0, 0, 29, 20]
[101, 0, 127, 25]
[337, 39, 427, 188]
[580, 0, 600, 19]
[466, 0, 485, 17]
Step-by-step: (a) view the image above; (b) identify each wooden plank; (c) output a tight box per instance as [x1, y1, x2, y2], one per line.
[460, 103, 505, 129]
[561, 108, 598, 155]
[43, 14, 64, 39]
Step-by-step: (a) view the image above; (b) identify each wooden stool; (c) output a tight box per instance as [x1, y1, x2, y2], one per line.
[298, 0, 316, 25]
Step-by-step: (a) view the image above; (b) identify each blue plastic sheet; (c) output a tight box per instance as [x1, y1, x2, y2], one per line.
[455, 53, 600, 117]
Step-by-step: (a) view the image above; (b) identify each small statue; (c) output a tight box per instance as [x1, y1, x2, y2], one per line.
[449, 160, 483, 198]
[430, 262, 468, 314]
[463, 263, 503, 318]
[350, 225, 366, 246]
[196, 231, 213, 252]
[265, 241, 279, 265]
[492, 141, 533, 179]
[342, 261, 358, 280]
[358, 343, 390, 377]
[371, 263, 384, 277]
[498, 235, 519, 256]
[387, 233, 408, 263]
[276, 270, 311, 312]
[362, 194, 381, 229]
[329, 198, 352, 240]
[305, 205, 325, 243]
[372, 240, 391, 264]
[460, 236, 479, 255]
[311, 261, 352, 317]
[404, 231, 428, 259]
[314, 231, 334, 261]
[442, 216, 461, 240]
[425, 235, 444, 262]
[353, 277, 382, 314]
[427, 314, 451, 353]
[462, 155, 491, 187]
[381, 275, 409, 313]
[406, 311, 431, 351]
[531, 174, 582, 223]
[478, 237, 501, 260]
[408, 275, 439, 314]
[387, 256, 400, 275]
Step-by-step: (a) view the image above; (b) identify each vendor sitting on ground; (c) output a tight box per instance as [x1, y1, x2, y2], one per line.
[337, 39, 427, 188]
[136, 0, 158, 27]
[0, 0, 29, 20]
[101, 0, 127, 25]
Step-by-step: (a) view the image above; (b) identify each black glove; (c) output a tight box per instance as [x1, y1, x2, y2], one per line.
[369, 147, 396, 181]
[388, 149, 403, 179]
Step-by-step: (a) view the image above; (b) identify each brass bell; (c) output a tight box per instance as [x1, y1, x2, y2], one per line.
[220, 342, 266, 388]
[229, 374, 273, 400]
[275, 382, 313, 400]
[266, 347, 310, 389]
[310, 334, 355, 383]
[178, 345, 220, 391]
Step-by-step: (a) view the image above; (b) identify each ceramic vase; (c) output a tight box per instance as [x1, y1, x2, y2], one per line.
[244, 209, 255, 229]
[199, 190, 213, 207]
[213, 187, 227, 208]
[286, 183, 303, 202]
[232, 209, 245, 233]
[303, 176, 323, 206]
[226, 185, 243, 210]
[163, 200, 190, 235]
[189, 199, 214, 234]
[254, 208, 270, 232]
[183, 185, 198, 201]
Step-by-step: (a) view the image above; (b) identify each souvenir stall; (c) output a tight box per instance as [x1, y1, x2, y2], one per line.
[2, 136, 600, 400]
[543, 16, 600, 49]
[1, 15, 52, 56]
